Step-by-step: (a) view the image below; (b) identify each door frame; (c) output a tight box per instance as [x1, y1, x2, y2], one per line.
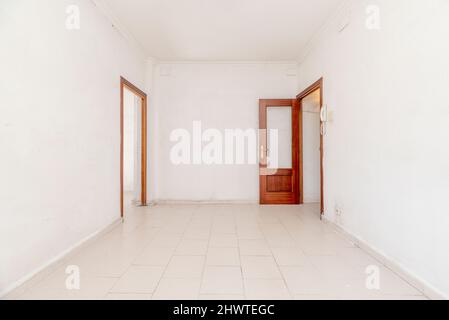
[296, 78, 324, 216]
[120, 76, 148, 218]
[259, 99, 300, 205]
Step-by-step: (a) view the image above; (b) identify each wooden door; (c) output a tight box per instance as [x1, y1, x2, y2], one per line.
[259, 99, 300, 205]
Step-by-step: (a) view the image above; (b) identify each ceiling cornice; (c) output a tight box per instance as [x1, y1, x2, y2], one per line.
[297, 0, 352, 64]
[90, 0, 149, 61]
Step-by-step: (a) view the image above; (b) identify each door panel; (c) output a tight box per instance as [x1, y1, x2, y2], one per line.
[259, 99, 299, 205]
[266, 169, 293, 192]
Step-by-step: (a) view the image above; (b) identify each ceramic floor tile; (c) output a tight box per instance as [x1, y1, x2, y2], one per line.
[266, 235, 297, 248]
[335, 247, 380, 267]
[244, 279, 291, 300]
[209, 234, 238, 248]
[175, 239, 209, 256]
[299, 241, 340, 256]
[147, 235, 182, 248]
[271, 247, 310, 266]
[199, 294, 246, 300]
[11, 203, 428, 301]
[20, 275, 118, 300]
[206, 247, 240, 266]
[333, 266, 422, 298]
[308, 255, 368, 279]
[66, 248, 135, 277]
[211, 222, 236, 234]
[237, 227, 265, 240]
[133, 247, 175, 266]
[104, 293, 152, 300]
[164, 256, 205, 278]
[239, 239, 272, 256]
[110, 266, 164, 294]
[241, 256, 282, 279]
[281, 266, 337, 295]
[368, 295, 428, 300]
[201, 266, 244, 295]
[376, 267, 422, 295]
[184, 227, 211, 240]
[153, 278, 201, 300]
[294, 295, 339, 300]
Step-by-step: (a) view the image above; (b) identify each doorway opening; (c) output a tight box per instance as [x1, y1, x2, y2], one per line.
[120, 77, 147, 218]
[297, 78, 324, 217]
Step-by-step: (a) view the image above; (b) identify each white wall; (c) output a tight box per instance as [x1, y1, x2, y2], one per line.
[0, 0, 146, 294]
[302, 91, 321, 203]
[145, 60, 157, 203]
[152, 62, 298, 202]
[297, 0, 449, 297]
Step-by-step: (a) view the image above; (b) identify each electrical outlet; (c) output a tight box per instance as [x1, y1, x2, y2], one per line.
[335, 204, 343, 216]
[334, 203, 343, 225]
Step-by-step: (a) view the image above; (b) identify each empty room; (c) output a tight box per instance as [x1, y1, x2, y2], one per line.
[1, 0, 449, 310]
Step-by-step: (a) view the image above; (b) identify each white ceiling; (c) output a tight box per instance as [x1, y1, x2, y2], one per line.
[104, 0, 343, 61]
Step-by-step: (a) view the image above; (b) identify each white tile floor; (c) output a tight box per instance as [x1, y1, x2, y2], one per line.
[8, 203, 427, 300]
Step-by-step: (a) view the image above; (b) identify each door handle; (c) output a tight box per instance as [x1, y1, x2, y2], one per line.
[321, 123, 326, 136]
[260, 146, 270, 158]
[260, 146, 270, 157]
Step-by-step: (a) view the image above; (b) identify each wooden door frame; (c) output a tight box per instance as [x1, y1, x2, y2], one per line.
[296, 78, 324, 216]
[120, 77, 148, 218]
[259, 99, 300, 205]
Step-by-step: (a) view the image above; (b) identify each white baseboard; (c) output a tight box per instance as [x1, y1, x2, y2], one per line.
[153, 199, 259, 205]
[1, 218, 122, 299]
[322, 215, 448, 300]
[303, 197, 320, 204]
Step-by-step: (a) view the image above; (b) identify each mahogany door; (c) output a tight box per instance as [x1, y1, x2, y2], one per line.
[259, 99, 300, 205]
